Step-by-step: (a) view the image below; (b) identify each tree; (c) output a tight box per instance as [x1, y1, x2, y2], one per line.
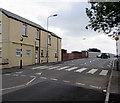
[71, 51, 81, 54]
[88, 48, 101, 52]
[86, 2, 120, 37]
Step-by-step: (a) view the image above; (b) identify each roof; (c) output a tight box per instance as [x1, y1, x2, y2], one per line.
[0, 8, 61, 39]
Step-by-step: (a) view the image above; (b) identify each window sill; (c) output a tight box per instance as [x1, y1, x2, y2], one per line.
[48, 44, 51, 46]
[22, 35, 28, 37]
[36, 38, 40, 40]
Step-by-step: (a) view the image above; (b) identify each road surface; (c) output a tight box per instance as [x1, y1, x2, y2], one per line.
[2, 57, 114, 102]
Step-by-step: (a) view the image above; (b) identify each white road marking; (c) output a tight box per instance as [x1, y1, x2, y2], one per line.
[66, 67, 78, 71]
[16, 71, 23, 74]
[90, 85, 101, 89]
[32, 66, 47, 70]
[1, 85, 25, 91]
[4, 74, 11, 76]
[76, 82, 85, 86]
[48, 66, 60, 70]
[63, 80, 70, 83]
[84, 63, 86, 64]
[107, 65, 111, 67]
[70, 64, 75, 65]
[13, 74, 19, 76]
[40, 77, 47, 79]
[87, 69, 98, 74]
[90, 61, 91, 63]
[99, 70, 108, 76]
[21, 75, 26, 77]
[26, 77, 36, 85]
[75, 68, 87, 73]
[30, 76, 36, 78]
[50, 78, 58, 81]
[56, 66, 69, 70]
[35, 72, 42, 75]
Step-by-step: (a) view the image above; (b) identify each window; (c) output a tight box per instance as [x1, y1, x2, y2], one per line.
[48, 35, 51, 45]
[0, 48, 2, 57]
[22, 24, 27, 36]
[26, 50, 30, 56]
[36, 29, 39, 39]
[16, 49, 21, 56]
[0, 21, 2, 34]
[55, 52, 58, 58]
[41, 50, 44, 57]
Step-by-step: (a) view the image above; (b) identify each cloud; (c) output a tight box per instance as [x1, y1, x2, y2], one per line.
[0, 1, 116, 54]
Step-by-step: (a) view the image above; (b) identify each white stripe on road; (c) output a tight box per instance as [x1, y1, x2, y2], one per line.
[1, 85, 25, 91]
[32, 66, 47, 70]
[40, 77, 47, 79]
[99, 70, 108, 76]
[56, 66, 69, 70]
[16, 71, 23, 74]
[30, 76, 36, 78]
[63, 80, 70, 83]
[48, 66, 60, 70]
[76, 82, 85, 86]
[87, 69, 98, 74]
[21, 75, 26, 77]
[66, 67, 78, 71]
[4, 74, 11, 76]
[75, 68, 87, 73]
[35, 72, 42, 75]
[13, 74, 19, 76]
[107, 65, 111, 67]
[50, 78, 58, 81]
[26, 77, 36, 85]
[90, 85, 101, 89]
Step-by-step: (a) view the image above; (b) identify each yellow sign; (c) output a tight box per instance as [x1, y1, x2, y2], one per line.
[115, 36, 119, 41]
[20, 37, 23, 41]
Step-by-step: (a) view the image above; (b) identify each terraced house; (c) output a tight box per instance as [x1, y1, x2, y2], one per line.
[0, 8, 61, 69]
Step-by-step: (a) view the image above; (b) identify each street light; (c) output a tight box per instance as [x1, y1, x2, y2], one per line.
[115, 35, 119, 71]
[115, 36, 119, 57]
[46, 14, 57, 63]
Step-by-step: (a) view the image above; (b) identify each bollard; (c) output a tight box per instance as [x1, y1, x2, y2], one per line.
[116, 60, 119, 71]
[20, 60, 22, 69]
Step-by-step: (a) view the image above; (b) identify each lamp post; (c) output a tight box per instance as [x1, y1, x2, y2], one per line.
[115, 36, 119, 58]
[46, 14, 57, 63]
[115, 36, 119, 71]
[20, 37, 23, 69]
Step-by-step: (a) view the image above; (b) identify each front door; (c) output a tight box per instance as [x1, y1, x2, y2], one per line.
[35, 47, 39, 64]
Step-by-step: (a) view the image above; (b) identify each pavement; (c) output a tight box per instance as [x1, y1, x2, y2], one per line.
[106, 58, 120, 103]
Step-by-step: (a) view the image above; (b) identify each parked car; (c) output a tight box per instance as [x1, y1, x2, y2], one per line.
[96, 54, 101, 58]
[106, 53, 110, 58]
[101, 53, 109, 59]
[96, 53, 110, 59]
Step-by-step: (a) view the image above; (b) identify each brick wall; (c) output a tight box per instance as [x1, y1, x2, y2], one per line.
[62, 49, 88, 61]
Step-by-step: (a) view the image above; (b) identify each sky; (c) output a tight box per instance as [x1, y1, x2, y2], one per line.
[0, 0, 116, 54]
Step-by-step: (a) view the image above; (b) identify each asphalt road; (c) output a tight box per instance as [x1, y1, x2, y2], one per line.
[2, 57, 114, 102]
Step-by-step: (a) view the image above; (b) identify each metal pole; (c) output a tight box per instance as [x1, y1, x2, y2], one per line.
[116, 40, 119, 71]
[46, 14, 57, 63]
[46, 17, 49, 63]
[20, 43, 22, 69]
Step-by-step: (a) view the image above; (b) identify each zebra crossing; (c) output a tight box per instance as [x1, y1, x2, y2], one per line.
[32, 65, 109, 76]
